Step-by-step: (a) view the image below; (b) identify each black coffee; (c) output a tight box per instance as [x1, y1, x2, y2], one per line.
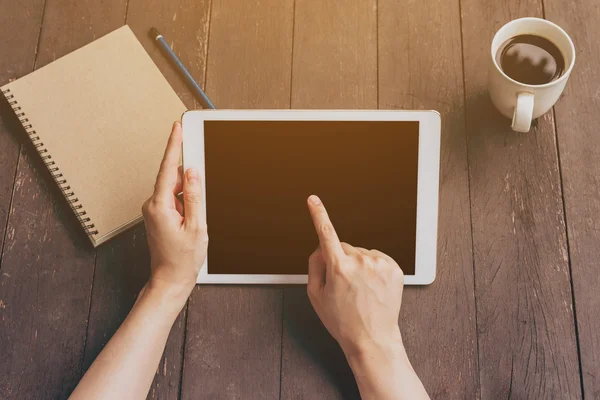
[496, 34, 565, 85]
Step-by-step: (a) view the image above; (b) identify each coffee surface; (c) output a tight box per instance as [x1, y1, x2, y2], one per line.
[496, 34, 565, 85]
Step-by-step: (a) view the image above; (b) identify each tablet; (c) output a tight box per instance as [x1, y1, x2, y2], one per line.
[182, 110, 440, 285]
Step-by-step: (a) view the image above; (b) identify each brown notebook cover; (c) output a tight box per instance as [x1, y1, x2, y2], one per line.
[1, 26, 186, 246]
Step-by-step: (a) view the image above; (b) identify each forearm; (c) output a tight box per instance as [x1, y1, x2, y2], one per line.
[70, 281, 189, 400]
[346, 339, 429, 400]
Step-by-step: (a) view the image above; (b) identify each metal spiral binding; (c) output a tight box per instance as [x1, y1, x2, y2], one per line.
[2, 88, 99, 236]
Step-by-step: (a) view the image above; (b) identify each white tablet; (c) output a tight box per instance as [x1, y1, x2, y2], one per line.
[182, 110, 440, 285]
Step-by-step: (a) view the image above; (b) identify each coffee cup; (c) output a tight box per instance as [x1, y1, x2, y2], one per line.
[488, 17, 575, 132]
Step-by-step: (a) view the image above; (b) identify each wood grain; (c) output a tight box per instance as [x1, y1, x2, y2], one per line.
[281, 0, 376, 398]
[81, 225, 188, 400]
[180, 0, 294, 398]
[0, 1, 127, 399]
[290, 0, 377, 109]
[377, 0, 479, 398]
[82, 227, 149, 376]
[281, 288, 360, 400]
[460, 0, 582, 398]
[201, 0, 294, 109]
[0, 0, 45, 265]
[80, 2, 213, 399]
[127, 0, 212, 110]
[2, 1, 599, 398]
[0, 166, 95, 400]
[543, 0, 600, 397]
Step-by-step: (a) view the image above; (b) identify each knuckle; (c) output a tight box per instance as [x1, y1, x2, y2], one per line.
[391, 265, 404, 280]
[376, 259, 389, 270]
[394, 265, 405, 278]
[369, 249, 382, 257]
[152, 199, 164, 212]
[375, 257, 388, 268]
[142, 199, 150, 215]
[356, 253, 368, 265]
[199, 230, 209, 244]
[308, 249, 321, 263]
[330, 262, 345, 276]
[188, 222, 209, 238]
[340, 242, 352, 253]
[317, 223, 333, 236]
[190, 222, 206, 235]
[143, 197, 162, 215]
[367, 257, 378, 268]
[184, 192, 203, 204]
[186, 218, 204, 231]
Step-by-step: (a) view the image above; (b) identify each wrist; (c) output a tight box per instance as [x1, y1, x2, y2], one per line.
[145, 277, 193, 312]
[344, 329, 408, 372]
[345, 331, 429, 400]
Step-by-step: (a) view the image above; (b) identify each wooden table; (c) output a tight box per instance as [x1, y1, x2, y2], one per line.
[1, 0, 598, 399]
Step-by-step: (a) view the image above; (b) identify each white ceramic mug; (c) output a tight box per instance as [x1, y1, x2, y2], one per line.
[488, 17, 575, 132]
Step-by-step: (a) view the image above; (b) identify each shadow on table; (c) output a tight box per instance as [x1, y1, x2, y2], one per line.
[464, 89, 536, 147]
[283, 287, 360, 399]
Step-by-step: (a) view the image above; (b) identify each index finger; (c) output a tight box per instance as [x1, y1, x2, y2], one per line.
[307, 195, 344, 263]
[154, 121, 183, 199]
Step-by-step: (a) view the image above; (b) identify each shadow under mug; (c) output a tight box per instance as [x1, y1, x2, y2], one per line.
[488, 17, 576, 132]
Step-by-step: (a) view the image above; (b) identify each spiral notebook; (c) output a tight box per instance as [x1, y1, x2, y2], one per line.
[1, 26, 186, 246]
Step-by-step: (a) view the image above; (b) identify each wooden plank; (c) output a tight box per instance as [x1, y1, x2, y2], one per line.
[281, 289, 360, 399]
[280, 0, 376, 398]
[289, 0, 377, 109]
[81, 227, 149, 375]
[127, 0, 212, 110]
[460, 1, 582, 398]
[199, 0, 294, 109]
[0, 0, 45, 264]
[0, 165, 96, 400]
[180, 0, 294, 398]
[0, 1, 127, 399]
[81, 225, 188, 400]
[543, 0, 600, 396]
[377, 0, 479, 398]
[81, 2, 212, 398]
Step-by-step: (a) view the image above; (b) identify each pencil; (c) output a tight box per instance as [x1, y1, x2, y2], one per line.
[150, 27, 216, 109]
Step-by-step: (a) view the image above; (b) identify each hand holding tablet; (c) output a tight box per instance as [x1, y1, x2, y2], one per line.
[140, 122, 209, 300]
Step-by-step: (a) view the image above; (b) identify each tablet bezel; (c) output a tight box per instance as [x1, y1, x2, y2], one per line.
[182, 110, 440, 285]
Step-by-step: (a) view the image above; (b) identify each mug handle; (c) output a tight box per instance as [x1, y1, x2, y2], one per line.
[511, 92, 534, 132]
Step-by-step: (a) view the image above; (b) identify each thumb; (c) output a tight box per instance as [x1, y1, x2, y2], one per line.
[307, 248, 326, 300]
[183, 168, 205, 229]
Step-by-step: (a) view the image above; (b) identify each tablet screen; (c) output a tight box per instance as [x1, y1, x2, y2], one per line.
[204, 120, 419, 275]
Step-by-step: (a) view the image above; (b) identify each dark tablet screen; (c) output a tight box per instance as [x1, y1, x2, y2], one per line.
[203, 120, 419, 275]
